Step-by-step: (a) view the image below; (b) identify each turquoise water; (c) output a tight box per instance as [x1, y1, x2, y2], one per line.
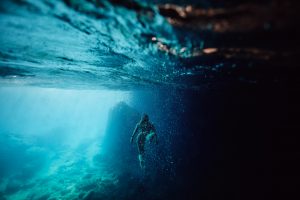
[0, 87, 184, 199]
[0, 87, 132, 199]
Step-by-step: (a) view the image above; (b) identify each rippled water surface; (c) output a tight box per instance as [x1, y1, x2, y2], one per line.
[1, 0, 298, 89]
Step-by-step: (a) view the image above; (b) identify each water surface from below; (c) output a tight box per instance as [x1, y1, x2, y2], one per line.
[0, 0, 298, 89]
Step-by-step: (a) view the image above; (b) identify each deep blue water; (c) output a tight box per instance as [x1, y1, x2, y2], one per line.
[0, 0, 298, 200]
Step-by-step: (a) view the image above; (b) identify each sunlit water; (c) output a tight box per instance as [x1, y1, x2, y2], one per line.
[0, 87, 131, 199]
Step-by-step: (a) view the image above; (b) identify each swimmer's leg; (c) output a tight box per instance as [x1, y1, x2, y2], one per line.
[137, 134, 146, 170]
[138, 154, 145, 171]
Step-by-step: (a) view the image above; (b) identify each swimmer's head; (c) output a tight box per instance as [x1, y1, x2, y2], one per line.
[141, 114, 149, 122]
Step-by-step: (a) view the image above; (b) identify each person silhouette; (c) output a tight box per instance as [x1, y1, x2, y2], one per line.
[130, 114, 158, 170]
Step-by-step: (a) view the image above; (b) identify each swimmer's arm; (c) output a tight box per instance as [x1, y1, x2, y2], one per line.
[153, 133, 158, 145]
[152, 125, 158, 145]
[130, 124, 139, 143]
